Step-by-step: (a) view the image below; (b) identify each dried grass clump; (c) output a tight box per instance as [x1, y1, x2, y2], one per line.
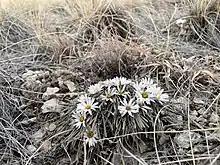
[187, 0, 220, 48]
[0, 0, 63, 12]
[0, 77, 33, 164]
[71, 6, 137, 53]
[84, 37, 144, 80]
[0, 15, 35, 51]
[0, 0, 144, 41]
[0, 0, 144, 64]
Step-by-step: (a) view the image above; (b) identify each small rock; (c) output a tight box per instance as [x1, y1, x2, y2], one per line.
[32, 129, 45, 143]
[178, 148, 185, 155]
[193, 98, 205, 104]
[48, 123, 56, 131]
[199, 118, 207, 123]
[176, 18, 187, 26]
[27, 145, 37, 153]
[22, 70, 35, 79]
[174, 133, 191, 149]
[41, 98, 62, 113]
[172, 97, 188, 111]
[18, 117, 37, 125]
[42, 87, 60, 99]
[191, 110, 198, 117]
[22, 70, 45, 80]
[209, 113, 219, 123]
[58, 77, 64, 87]
[177, 115, 183, 122]
[193, 147, 200, 153]
[41, 140, 52, 152]
[159, 134, 170, 145]
[64, 80, 76, 92]
[174, 132, 201, 149]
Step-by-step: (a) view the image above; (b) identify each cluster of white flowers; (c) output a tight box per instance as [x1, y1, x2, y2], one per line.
[72, 77, 169, 147]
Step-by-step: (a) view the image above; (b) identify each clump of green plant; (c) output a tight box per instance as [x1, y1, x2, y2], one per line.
[71, 76, 169, 148]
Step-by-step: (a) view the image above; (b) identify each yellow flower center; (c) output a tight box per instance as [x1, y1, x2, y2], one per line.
[79, 116, 84, 122]
[157, 95, 161, 100]
[141, 92, 148, 98]
[85, 105, 91, 110]
[106, 93, 112, 98]
[126, 106, 131, 111]
[87, 130, 94, 138]
[119, 90, 124, 95]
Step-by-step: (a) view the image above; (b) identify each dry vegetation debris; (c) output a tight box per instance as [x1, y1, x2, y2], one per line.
[0, 0, 220, 164]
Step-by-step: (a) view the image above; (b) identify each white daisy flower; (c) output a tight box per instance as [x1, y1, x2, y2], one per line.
[101, 86, 116, 102]
[118, 98, 139, 117]
[133, 78, 155, 91]
[88, 83, 103, 94]
[111, 77, 131, 87]
[85, 130, 97, 147]
[136, 88, 154, 105]
[116, 85, 130, 97]
[151, 87, 169, 104]
[101, 79, 114, 87]
[72, 113, 86, 129]
[140, 77, 154, 87]
[78, 94, 87, 103]
[77, 95, 99, 115]
[133, 82, 145, 92]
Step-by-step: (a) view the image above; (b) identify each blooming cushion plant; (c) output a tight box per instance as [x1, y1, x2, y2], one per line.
[71, 77, 169, 147]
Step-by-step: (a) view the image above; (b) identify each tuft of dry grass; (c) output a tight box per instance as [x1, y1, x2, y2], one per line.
[187, 0, 220, 16]
[185, 0, 220, 48]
